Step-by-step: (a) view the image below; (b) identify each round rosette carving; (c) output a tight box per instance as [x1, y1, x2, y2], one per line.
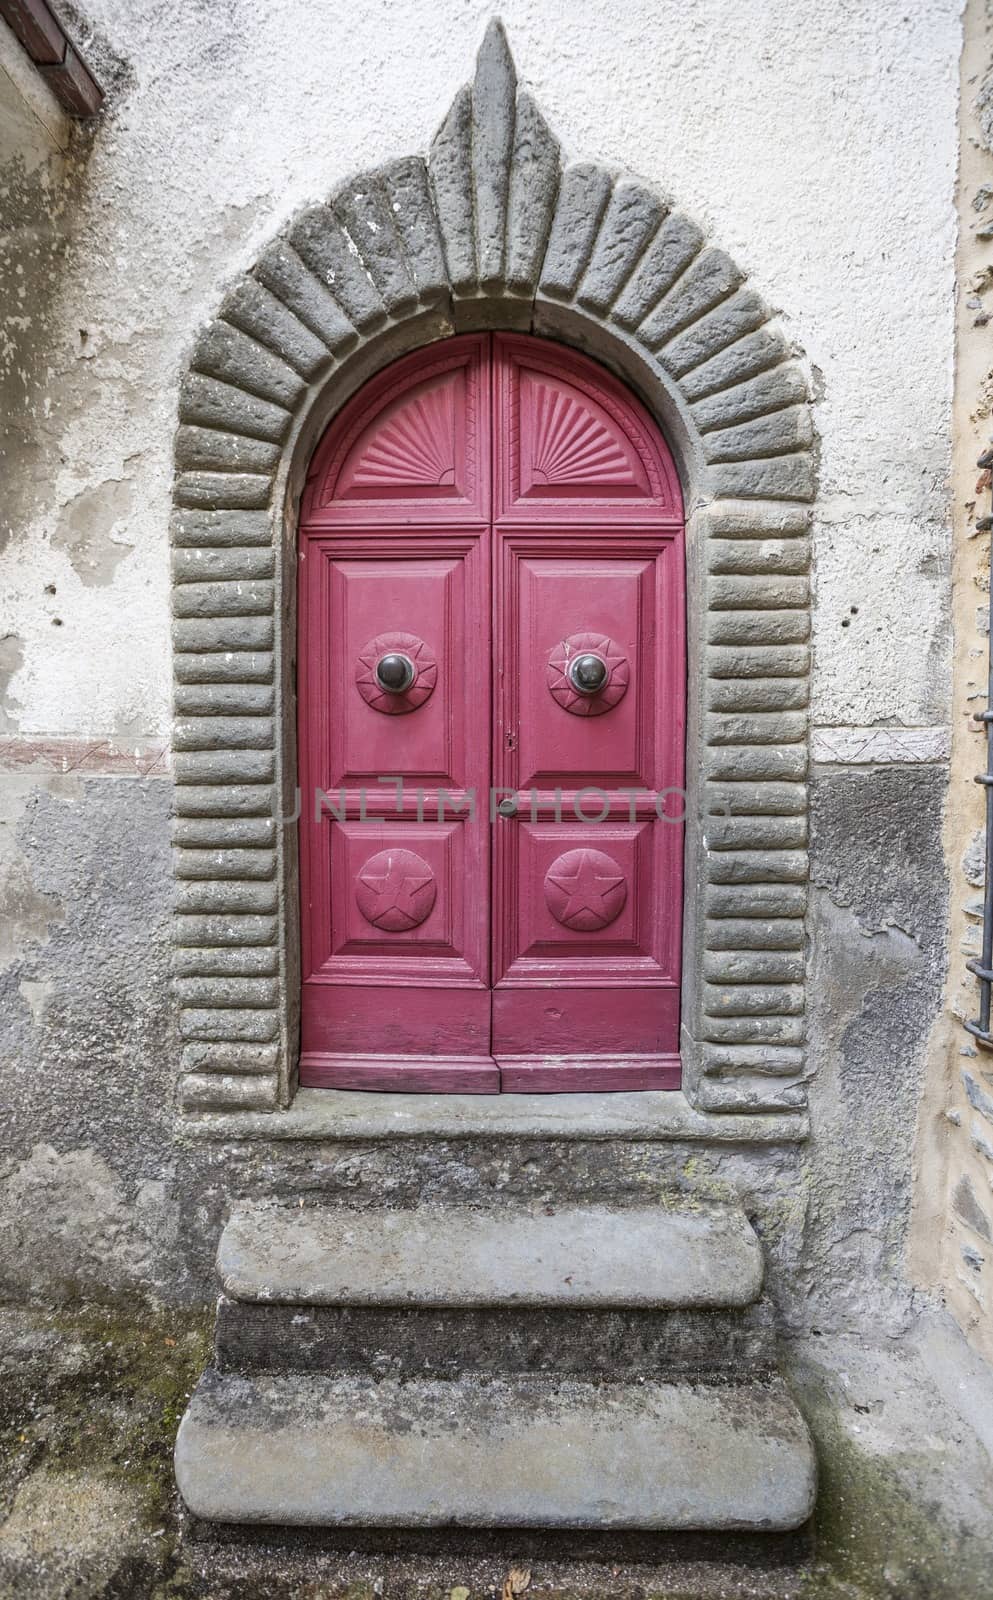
[546, 632, 629, 717]
[356, 631, 437, 715]
[544, 847, 628, 932]
[355, 848, 437, 931]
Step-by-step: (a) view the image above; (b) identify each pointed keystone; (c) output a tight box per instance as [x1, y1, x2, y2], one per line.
[473, 18, 518, 287]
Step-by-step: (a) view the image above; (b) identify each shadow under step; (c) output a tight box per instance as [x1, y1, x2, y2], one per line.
[215, 1298, 776, 1377]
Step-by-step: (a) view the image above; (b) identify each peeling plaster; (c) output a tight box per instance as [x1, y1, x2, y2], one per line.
[0, 634, 24, 731]
[53, 472, 136, 586]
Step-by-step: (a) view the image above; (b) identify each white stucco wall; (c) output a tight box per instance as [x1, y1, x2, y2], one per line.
[0, 0, 960, 744]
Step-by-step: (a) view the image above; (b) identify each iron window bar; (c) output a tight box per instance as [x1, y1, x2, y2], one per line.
[966, 446, 993, 1046]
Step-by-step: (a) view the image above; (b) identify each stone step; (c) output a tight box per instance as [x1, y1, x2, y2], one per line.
[175, 1369, 816, 1533]
[215, 1297, 776, 1377]
[217, 1199, 764, 1310]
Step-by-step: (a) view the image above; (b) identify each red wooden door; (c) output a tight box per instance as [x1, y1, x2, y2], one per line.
[298, 334, 685, 1093]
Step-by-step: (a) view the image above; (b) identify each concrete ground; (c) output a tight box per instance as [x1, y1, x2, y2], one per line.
[0, 1304, 990, 1599]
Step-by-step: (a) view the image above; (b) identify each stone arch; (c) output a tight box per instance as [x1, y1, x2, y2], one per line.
[170, 20, 815, 1119]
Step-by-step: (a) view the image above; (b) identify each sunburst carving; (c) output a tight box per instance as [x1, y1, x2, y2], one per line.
[547, 632, 630, 717]
[355, 632, 437, 715]
[337, 376, 458, 494]
[525, 376, 647, 490]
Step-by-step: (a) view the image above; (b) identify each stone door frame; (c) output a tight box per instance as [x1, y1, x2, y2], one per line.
[170, 20, 816, 1120]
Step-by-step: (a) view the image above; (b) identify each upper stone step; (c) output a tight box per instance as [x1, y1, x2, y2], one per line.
[176, 1368, 816, 1532]
[217, 1200, 763, 1309]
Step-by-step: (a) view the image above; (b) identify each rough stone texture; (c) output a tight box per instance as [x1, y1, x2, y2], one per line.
[215, 1297, 776, 1378]
[800, 766, 948, 1332]
[2, 1304, 990, 1599]
[217, 1199, 763, 1308]
[175, 1368, 816, 1531]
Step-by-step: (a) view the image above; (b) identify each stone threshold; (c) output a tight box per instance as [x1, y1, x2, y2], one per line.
[179, 1088, 808, 1144]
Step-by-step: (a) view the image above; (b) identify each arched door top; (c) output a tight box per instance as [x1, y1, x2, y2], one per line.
[302, 335, 683, 524]
[170, 19, 815, 1123]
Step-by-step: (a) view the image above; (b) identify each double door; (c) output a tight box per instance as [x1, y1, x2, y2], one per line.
[297, 333, 685, 1092]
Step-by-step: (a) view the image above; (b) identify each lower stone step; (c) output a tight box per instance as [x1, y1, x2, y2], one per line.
[175, 1370, 816, 1533]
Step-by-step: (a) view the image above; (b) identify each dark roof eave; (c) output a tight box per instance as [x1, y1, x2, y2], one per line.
[0, 0, 103, 118]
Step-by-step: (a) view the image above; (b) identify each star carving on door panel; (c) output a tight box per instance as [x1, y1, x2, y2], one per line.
[355, 848, 438, 932]
[546, 631, 629, 717]
[544, 848, 628, 932]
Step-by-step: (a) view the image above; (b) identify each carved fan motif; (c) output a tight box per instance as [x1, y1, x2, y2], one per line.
[545, 848, 628, 932]
[355, 848, 438, 932]
[525, 375, 649, 492]
[337, 376, 458, 494]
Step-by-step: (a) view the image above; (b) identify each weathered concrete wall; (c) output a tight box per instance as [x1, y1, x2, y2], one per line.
[910, 0, 993, 1365]
[0, 0, 961, 1320]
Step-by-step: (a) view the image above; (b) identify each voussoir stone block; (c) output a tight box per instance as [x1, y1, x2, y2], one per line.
[706, 919, 805, 955]
[691, 364, 809, 433]
[180, 1072, 279, 1113]
[180, 1007, 280, 1044]
[180, 1041, 280, 1074]
[172, 618, 274, 654]
[174, 683, 274, 718]
[172, 816, 276, 849]
[380, 158, 449, 304]
[289, 205, 388, 331]
[333, 180, 418, 316]
[171, 786, 275, 819]
[706, 678, 809, 713]
[680, 325, 793, 402]
[173, 913, 279, 947]
[221, 278, 332, 378]
[611, 212, 703, 330]
[706, 883, 808, 918]
[578, 178, 666, 314]
[540, 161, 613, 299]
[638, 247, 744, 350]
[174, 472, 273, 511]
[170, 508, 273, 548]
[706, 781, 807, 816]
[430, 86, 476, 291]
[191, 320, 306, 409]
[178, 373, 292, 443]
[253, 239, 358, 355]
[471, 18, 517, 288]
[506, 91, 560, 293]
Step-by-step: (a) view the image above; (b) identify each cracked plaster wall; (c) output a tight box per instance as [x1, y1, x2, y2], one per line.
[0, 0, 963, 1319]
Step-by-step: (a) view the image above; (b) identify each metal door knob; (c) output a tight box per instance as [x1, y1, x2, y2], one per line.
[568, 653, 609, 695]
[375, 652, 416, 693]
[496, 796, 518, 818]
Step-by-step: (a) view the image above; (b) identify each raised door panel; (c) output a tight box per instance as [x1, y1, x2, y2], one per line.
[313, 541, 484, 795]
[493, 334, 682, 525]
[302, 334, 490, 526]
[506, 547, 658, 794]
